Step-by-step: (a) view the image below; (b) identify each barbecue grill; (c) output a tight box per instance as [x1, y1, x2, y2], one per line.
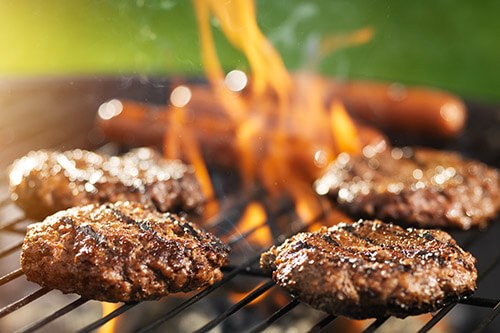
[0, 77, 499, 333]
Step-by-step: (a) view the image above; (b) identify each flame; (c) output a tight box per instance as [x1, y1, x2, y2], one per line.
[319, 27, 375, 59]
[98, 303, 120, 333]
[227, 282, 273, 306]
[330, 100, 361, 154]
[189, 0, 370, 222]
[158, 1, 372, 224]
[227, 288, 289, 309]
[163, 99, 219, 219]
[231, 201, 272, 248]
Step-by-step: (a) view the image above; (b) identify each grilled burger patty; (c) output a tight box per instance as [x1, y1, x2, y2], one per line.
[261, 220, 477, 319]
[21, 201, 230, 302]
[315, 147, 500, 229]
[9, 147, 204, 219]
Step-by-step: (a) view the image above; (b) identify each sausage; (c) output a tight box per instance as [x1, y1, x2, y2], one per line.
[96, 97, 387, 177]
[329, 80, 467, 139]
[97, 100, 166, 146]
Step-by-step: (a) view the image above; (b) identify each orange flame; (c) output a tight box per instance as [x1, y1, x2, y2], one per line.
[330, 100, 361, 154]
[227, 282, 273, 306]
[158, 1, 373, 225]
[188, 0, 371, 223]
[163, 101, 219, 219]
[98, 303, 120, 333]
[231, 201, 272, 248]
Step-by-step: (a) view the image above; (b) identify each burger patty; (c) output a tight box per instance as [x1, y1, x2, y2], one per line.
[21, 201, 230, 302]
[9, 147, 204, 219]
[260, 220, 477, 319]
[314, 147, 500, 229]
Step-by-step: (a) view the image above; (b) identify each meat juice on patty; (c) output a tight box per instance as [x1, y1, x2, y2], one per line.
[315, 147, 500, 229]
[261, 220, 477, 319]
[21, 201, 230, 302]
[9, 147, 205, 219]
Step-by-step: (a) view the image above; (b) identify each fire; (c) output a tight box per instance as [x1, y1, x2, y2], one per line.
[163, 87, 219, 219]
[230, 201, 272, 248]
[330, 100, 361, 154]
[161, 0, 371, 225]
[227, 288, 290, 309]
[227, 282, 273, 306]
[98, 303, 121, 333]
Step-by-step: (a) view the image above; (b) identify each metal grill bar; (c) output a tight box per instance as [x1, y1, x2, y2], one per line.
[136, 256, 262, 333]
[417, 304, 455, 333]
[76, 246, 265, 333]
[247, 299, 300, 333]
[473, 300, 500, 333]
[0, 84, 498, 333]
[193, 280, 275, 333]
[0, 216, 27, 232]
[418, 250, 500, 333]
[0, 268, 23, 286]
[203, 188, 263, 230]
[0, 240, 23, 258]
[226, 201, 294, 247]
[2, 226, 27, 235]
[77, 303, 137, 333]
[0, 190, 272, 332]
[17, 297, 88, 333]
[221, 265, 268, 278]
[0, 288, 50, 318]
[363, 317, 389, 333]
[0, 162, 497, 333]
[135, 212, 327, 333]
[461, 297, 500, 308]
[306, 314, 337, 333]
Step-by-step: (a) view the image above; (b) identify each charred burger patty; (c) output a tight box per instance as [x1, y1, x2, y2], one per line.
[315, 147, 500, 229]
[9, 147, 204, 219]
[261, 220, 477, 319]
[21, 201, 229, 302]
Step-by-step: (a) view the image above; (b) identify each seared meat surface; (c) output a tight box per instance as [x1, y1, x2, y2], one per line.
[9, 148, 204, 219]
[315, 147, 500, 229]
[21, 201, 229, 302]
[261, 220, 477, 319]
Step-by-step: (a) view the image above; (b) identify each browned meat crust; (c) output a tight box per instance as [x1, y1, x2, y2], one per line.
[21, 201, 230, 302]
[9, 148, 204, 219]
[261, 220, 477, 319]
[314, 147, 500, 229]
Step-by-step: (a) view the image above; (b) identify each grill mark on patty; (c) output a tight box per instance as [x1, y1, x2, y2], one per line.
[106, 204, 223, 274]
[78, 225, 106, 244]
[9, 148, 205, 220]
[320, 234, 340, 246]
[21, 201, 229, 302]
[340, 225, 451, 266]
[260, 220, 477, 319]
[178, 220, 203, 241]
[106, 205, 154, 233]
[316, 148, 500, 230]
[61, 216, 107, 245]
[314, 224, 467, 272]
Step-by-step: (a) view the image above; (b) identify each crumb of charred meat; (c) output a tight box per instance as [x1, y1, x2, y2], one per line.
[315, 147, 500, 229]
[261, 220, 477, 319]
[21, 201, 230, 302]
[9, 148, 205, 219]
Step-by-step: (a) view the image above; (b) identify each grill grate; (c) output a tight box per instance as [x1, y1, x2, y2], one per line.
[1, 185, 499, 333]
[0, 79, 499, 332]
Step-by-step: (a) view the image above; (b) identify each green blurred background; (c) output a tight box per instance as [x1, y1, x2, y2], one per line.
[1, 0, 499, 102]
